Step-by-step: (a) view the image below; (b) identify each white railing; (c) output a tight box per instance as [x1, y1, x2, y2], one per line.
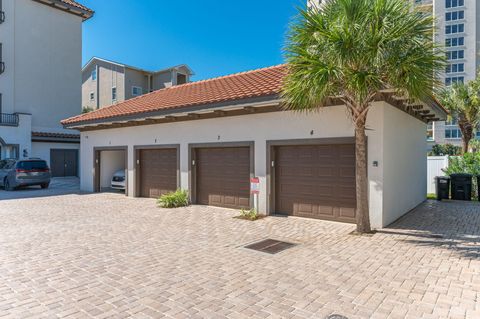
[427, 156, 449, 194]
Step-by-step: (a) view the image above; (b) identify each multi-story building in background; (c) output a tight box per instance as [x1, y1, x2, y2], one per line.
[82, 57, 194, 110]
[416, 0, 480, 149]
[309, 0, 480, 150]
[0, 0, 92, 177]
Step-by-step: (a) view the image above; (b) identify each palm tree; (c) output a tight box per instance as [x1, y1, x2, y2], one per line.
[440, 78, 480, 154]
[282, 0, 444, 233]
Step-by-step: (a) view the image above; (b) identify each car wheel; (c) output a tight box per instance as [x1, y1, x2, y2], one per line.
[4, 178, 14, 191]
[41, 183, 49, 189]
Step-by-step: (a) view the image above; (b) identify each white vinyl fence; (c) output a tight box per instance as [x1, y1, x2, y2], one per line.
[427, 156, 449, 194]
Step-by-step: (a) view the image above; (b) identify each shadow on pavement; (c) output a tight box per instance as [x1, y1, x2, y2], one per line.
[378, 200, 480, 259]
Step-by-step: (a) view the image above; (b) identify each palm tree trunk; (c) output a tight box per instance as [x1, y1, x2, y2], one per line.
[458, 121, 473, 153]
[355, 123, 371, 233]
[462, 138, 470, 153]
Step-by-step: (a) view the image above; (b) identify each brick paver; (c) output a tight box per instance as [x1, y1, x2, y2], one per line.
[0, 191, 479, 318]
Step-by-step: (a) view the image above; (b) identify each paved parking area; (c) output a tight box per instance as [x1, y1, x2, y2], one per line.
[0, 177, 80, 201]
[0, 194, 479, 319]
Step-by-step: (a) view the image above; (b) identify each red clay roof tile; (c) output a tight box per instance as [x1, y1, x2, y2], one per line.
[32, 132, 80, 139]
[63, 64, 287, 125]
[58, 0, 93, 13]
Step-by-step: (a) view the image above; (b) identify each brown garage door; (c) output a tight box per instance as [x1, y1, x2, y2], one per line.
[274, 144, 356, 223]
[195, 147, 250, 209]
[138, 149, 177, 198]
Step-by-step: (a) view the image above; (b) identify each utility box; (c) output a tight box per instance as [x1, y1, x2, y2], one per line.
[450, 173, 473, 201]
[435, 176, 450, 201]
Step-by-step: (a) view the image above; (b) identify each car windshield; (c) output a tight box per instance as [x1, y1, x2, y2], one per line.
[16, 161, 48, 170]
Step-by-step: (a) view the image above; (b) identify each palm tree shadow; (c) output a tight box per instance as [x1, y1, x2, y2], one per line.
[376, 200, 480, 259]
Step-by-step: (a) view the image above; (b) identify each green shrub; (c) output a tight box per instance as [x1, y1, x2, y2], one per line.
[157, 189, 189, 208]
[239, 208, 259, 221]
[444, 153, 480, 176]
[428, 144, 462, 156]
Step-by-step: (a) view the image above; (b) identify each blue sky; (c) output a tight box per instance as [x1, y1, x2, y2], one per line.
[81, 0, 303, 81]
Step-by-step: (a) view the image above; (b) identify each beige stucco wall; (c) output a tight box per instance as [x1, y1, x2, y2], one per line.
[81, 63, 97, 110]
[124, 68, 149, 100]
[0, 113, 32, 159]
[152, 71, 173, 89]
[10, 0, 83, 133]
[82, 60, 126, 109]
[78, 102, 427, 228]
[382, 104, 427, 226]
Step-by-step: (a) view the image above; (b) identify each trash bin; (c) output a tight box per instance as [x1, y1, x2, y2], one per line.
[436, 176, 450, 201]
[477, 176, 480, 201]
[450, 173, 473, 201]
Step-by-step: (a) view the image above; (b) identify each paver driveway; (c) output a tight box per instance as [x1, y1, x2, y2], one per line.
[0, 193, 479, 319]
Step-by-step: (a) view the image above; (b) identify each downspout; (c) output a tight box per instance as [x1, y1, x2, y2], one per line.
[96, 64, 99, 109]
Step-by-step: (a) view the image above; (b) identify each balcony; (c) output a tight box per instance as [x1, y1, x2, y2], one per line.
[0, 113, 19, 127]
[0, 0, 4, 24]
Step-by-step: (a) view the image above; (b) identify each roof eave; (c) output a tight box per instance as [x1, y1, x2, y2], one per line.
[62, 95, 283, 129]
[33, 0, 94, 21]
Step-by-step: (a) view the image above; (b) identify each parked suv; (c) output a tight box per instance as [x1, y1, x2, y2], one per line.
[0, 159, 51, 191]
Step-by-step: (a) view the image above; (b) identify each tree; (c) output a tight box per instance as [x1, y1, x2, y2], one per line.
[282, 0, 444, 233]
[439, 78, 480, 153]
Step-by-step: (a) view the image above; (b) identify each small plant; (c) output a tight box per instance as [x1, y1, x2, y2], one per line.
[82, 106, 94, 114]
[157, 189, 189, 208]
[238, 208, 260, 221]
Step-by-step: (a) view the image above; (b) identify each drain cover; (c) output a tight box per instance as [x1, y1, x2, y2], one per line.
[244, 239, 295, 254]
[326, 315, 348, 319]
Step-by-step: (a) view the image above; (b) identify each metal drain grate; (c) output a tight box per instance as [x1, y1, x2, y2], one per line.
[244, 239, 295, 254]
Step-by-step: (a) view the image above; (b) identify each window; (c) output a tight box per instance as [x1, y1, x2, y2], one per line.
[445, 37, 464, 47]
[446, 63, 464, 73]
[16, 160, 48, 170]
[445, 128, 462, 139]
[91, 68, 97, 81]
[476, 131, 480, 139]
[445, 24, 464, 34]
[112, 87, 117, 101]
[445, 76, 464, 86]
[446, 50, 464, 60]
[446, 10, 464, 21]
[427, 123, 434, 141]
[89, 92, 94, 101]
[446, 0, 464, 8]
[132, 86, 142, 96]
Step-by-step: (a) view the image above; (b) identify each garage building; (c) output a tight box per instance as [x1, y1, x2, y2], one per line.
[62, 65, 447, 228]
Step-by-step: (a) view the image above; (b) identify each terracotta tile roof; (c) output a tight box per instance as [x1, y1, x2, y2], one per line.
[34, 0, 94, 20]
[58, 0, 93, 13]
[32, 132, 80, 139]
[62, 65, 287, 125]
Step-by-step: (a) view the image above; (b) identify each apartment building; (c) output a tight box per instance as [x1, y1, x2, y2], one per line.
[0, 0, 92, 177]
[308, 0, 480, 149]
[82, 57, 194, 110]
[418, 0, 480, 149]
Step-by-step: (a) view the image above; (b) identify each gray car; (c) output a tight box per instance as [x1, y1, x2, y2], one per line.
[0, 159, 51, 191]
